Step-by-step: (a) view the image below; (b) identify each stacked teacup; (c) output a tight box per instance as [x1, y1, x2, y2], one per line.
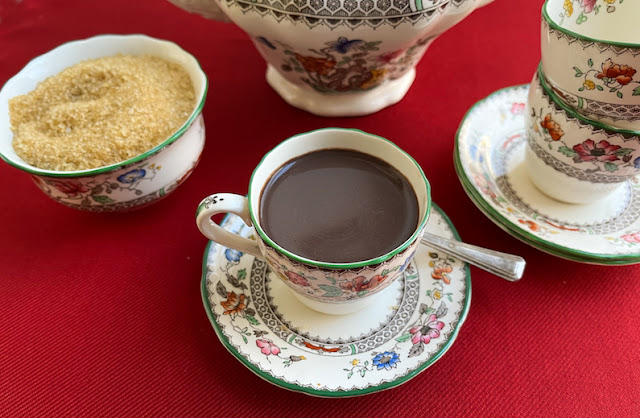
[526, 0, 640, 204]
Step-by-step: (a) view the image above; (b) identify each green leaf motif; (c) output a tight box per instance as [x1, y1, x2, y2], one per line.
[617, 91, 623, 99]
[614, 148, 634, 156]
[604, 162, 619, 172]
[558, 146, 578, 157]
[573, 67, 583, 77]
[347, 371, 353, 379]
[360, 369, 366, 377]
[588, 59, 593, 67]
[245, 315, 260, 326]
[242, 335, 248, 344]
[578, 87, 585, 91]
[92, 195, 115, 204]
[396, 333, 413, 343]
[596, 85, 604, 91]
[633, 87, 640, 96]
[318, 284, 343, 298]
[610, 87, 617, 92]
[237, 268, 247, 281]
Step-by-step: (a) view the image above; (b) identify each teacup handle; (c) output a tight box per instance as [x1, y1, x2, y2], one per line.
[196, 193, 262, 258]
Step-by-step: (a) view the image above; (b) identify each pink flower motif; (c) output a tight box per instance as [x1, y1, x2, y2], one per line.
[256, 339, 281, 356]
[50, 180, 89, 197]
[409, 314, 445, 345]
[510, 102, 525, 115]
[378, 49, 404, 63]
[621, 232, 640, 244]
[572, 139, 621, 163]
[580, 0, 597, 13]
[284, 271, 310, 287]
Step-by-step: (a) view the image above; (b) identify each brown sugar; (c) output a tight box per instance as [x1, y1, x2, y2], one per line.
[9, 54, 196, 171]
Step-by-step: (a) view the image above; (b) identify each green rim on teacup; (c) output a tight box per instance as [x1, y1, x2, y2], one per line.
[201, 204, 471, 397]
[542, 0, 640, 49]
[454, 84, 640, 265]
[536, 63, 640, 137]
[247, 128, 432, 270]
[0, 34, 209, 178]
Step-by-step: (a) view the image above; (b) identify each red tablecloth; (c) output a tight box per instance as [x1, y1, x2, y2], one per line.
[1, 0, 639, 415]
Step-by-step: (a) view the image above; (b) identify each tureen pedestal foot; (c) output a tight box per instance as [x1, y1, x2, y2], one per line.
[266, 65, 416, 117]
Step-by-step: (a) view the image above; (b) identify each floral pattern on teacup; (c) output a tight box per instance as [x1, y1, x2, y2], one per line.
[573, 58, 640, 99]
[560, 0, 623, 26]
[258, 235, 422, 303]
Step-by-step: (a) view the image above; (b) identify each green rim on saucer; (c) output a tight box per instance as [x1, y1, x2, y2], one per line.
[201, 203, 471, 397]
[454, 84, 640, 265]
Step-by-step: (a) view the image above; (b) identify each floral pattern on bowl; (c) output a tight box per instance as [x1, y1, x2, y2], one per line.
[455, 84, 640, 264]
[31, 115, 205, 211]
[202, 205, 470, 396]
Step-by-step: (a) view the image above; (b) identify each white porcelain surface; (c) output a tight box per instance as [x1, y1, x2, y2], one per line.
[540, 16, 640, 129]
[168, 0, 493, 116]
[456, 84, 640, 265]
[544, 0, 639, 44]
[202, 206, 470, 396]
[526, 69, 640, 204]
[0, 34, 208, 211]
[196, 128, 431, 312]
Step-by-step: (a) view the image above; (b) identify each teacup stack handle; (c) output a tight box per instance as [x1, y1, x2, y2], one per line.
[196, 193, 262, 258]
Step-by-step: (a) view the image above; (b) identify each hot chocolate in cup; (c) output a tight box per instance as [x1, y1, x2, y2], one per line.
[196, 128, 431, 315]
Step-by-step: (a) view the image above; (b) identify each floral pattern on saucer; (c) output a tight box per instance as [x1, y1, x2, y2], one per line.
[455, 84, 640, 264]
[201, 205, 470, 397]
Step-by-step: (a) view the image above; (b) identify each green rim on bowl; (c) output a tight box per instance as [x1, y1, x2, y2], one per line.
[453, 84, 640, 265]
[201, 203, 472, 397]
[0, 34, 209, 178]
[542, 0, 640, 49]
[247, 127, 432, 270]
[536, 63, 640, 137]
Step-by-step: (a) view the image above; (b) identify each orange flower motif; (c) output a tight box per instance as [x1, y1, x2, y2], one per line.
[431, 264, 452, 284]
[361, 68, 387, 89]
[596, 59, 636, 86]
[295, 54, 336, 76]
[518, 219, 540, 232]
[221, 292, 246, 316]
[540, 114, 564, 141]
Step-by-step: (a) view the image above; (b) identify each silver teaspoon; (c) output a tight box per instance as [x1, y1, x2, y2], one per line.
[421, 232, 525, 281]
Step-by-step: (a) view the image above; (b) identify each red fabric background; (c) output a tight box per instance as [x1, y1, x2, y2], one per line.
[1, 0, 639, 415]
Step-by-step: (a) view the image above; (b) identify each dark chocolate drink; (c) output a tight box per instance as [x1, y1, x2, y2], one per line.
[259, 149, 419, 263]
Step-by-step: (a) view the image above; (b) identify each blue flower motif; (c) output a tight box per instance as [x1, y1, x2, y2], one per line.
[117, 168, 146, 184]
[399, 250, 416, 273]
[372, 351, 400, 370]
[225, 248, 243, 262]
[634, 156, 640, 169]
[328, 37, 364, 54]
[257, 36, 276, 50]
[469, 144, 478, 161]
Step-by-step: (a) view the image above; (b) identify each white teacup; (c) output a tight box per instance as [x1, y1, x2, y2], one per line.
[196, 128, 431, 314]
[544, 0, 639, 44]
[526, 65, 640, 204]
[540, 1, 640, 130]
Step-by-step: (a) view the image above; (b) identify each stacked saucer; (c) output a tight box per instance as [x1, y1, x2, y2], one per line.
[454, 0, 640, 265]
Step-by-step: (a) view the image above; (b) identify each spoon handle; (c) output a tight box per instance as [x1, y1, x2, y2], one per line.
[420, 232, 525, 282]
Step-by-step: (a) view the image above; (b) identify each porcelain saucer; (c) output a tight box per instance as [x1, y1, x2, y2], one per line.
[201, 204, 471, 397]
[455, 85, 640, 265]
